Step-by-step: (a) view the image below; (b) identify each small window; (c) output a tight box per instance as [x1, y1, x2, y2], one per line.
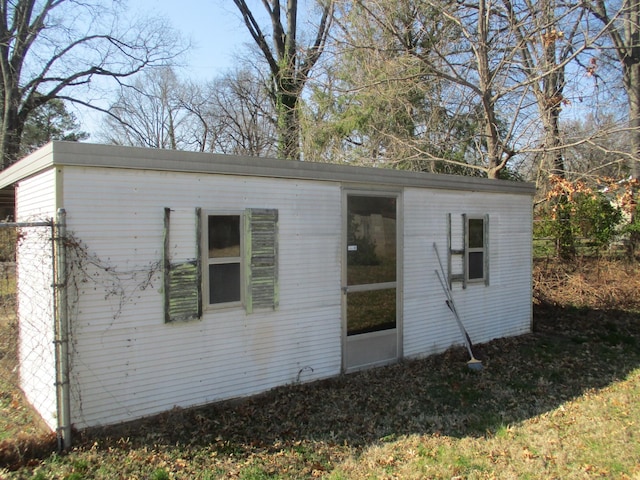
[207, 214, 242, 305]
[466, 217, 486, 282]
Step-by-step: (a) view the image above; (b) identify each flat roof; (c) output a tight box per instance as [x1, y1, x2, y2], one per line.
[0, 141, 536, 196]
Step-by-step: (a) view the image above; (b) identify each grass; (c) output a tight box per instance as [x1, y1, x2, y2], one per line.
[0, 305, 30, 443]
[329, 369, 640, 479]
[1, 258, 640, 478]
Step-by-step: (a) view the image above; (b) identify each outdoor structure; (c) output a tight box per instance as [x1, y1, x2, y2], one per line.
[0, 142, 535, 442]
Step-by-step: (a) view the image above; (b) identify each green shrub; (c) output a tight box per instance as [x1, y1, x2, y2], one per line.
[535, 190, 623, 257]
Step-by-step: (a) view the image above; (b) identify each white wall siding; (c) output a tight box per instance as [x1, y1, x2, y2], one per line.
[15, 168, 57, 430]
[61, 167, 342, 428]
[402, 188, 532, 359]
[1, 144, 537, 432]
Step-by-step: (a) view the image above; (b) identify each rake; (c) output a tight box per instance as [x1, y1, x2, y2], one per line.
[433, 242, 483, 371]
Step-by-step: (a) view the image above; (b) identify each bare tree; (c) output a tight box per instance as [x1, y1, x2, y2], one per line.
[562, 114, 631, 181]
[101, 68, 191, 149]
[326, 0, 604, 180]
[584, 0, 640, 179]
[0, 0, 182, 168]
[308, 1, 485, 172]
[502, 0, 582, 179]
[331, 0, 523, 178]
[206, 70, 277, 157]
[101, 68, 277, 156]
[584, 0, 640, 254]
[232, 0, 333, 160]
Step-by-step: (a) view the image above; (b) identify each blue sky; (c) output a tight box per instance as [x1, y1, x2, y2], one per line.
[132, 0, 255, 80]
[76, 1, 256, 134]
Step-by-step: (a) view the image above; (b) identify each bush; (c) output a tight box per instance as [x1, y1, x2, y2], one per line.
[535, 177, 626, 257]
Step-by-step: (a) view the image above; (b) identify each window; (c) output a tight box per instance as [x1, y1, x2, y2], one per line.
[207, 214, 242, 305]
[466, 216, 486, 282]
[203, 208, 279, 311]
[163, 207, 278, 322]
[445, 213, 489, 289]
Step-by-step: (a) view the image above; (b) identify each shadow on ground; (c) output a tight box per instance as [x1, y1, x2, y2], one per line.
[2, 300, 639, 471]
[74, 301, 640, 458]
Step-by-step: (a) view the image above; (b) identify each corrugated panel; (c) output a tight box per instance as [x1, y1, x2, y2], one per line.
[59, 167, 343, 428]
[402, 188, 532, 358]
[51, 165, 533, 429]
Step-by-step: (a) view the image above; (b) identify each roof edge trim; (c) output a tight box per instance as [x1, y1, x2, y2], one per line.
[0, 141, 536, 195]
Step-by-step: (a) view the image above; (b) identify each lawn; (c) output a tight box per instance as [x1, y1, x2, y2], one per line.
[1, 258, 639, 479]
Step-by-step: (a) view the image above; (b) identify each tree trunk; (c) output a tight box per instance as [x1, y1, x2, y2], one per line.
[478, 0, 503, 180]
[543, 105, 575, 259]
[540, 2, 574, 258]
[233, 0, 331, 161]
[276, 86, 300, 160]
[624, 0, 640, 256]
[1, 94, 24, 169]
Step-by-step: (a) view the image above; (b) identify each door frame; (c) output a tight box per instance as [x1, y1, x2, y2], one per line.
[341, 188, 403, 373]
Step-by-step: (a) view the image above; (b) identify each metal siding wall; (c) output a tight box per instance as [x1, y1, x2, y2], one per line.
[60, 167, 342, 428]
[402, 188, 532, 359]
[15, 169, 57, 430]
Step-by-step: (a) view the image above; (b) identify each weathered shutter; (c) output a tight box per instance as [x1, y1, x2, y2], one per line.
[163, 207, 202, 322]
[448, 213, 467, 288]
[483, 214, 490, 286]
[244, 208, 278, 313]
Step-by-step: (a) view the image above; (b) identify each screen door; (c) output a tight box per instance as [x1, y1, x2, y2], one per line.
[343, 193, 398, 371]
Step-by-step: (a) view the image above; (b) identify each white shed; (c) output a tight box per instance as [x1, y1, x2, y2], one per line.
[0, 142, 534, 436]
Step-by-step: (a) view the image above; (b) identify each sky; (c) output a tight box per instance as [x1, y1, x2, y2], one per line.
[132, 0, 254, 80]
[75, 1, 256, 136]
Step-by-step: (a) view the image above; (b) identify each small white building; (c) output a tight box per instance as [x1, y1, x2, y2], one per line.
[0, 142, 534, 434]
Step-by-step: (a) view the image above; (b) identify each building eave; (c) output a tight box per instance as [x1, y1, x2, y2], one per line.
[0, 141, 536, 196]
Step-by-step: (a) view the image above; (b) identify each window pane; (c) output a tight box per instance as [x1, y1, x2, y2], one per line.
[347, 288, 396, 336]
[347, 196, 396, 285]
[209, 263, 241, 304]
[209, 215, 240, 258]
[468, 252, 484, 280]
[468, 218, 484, 248]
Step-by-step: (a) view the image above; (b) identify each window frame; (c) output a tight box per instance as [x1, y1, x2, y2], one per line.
[465, 215, 488, 284]
[204, 211, 244, 309]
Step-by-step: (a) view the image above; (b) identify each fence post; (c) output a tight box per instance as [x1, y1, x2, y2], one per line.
[54, 208, 71, 450]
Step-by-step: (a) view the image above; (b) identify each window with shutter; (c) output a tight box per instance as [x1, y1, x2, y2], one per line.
[163, 207, 279, 320]
[198, 208, 279, 313]
[446, 213, 489, 288]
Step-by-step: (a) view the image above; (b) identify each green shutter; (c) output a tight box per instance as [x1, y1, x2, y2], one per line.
[245, 208, 278, 313]
[163, 207, 202, 323]
[484, 214, 490, 286]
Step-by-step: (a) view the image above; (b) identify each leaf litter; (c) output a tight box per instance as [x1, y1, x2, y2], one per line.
[1, 257, 639, 478]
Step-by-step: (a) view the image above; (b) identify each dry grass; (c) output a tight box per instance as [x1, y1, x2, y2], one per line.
[1, 258, 639, 478]
[533, 256, 640, 310]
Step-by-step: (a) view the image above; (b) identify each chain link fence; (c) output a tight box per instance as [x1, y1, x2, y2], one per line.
[0, 220, 59, 454]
